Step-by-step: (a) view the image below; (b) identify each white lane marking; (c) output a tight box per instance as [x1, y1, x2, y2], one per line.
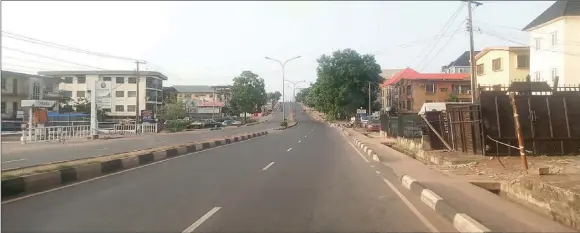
[375, 170, 381, 174]
[262, 162, 275, 171]
[304, 135, 308, 138]
[345, 140, 369, 163]
[182, 207, 221, 233]
[2, 159, 26, 163]
[382, 178, 438, 233]
[2, 136, 261, 204]
[96, 148, 109, 150]
[287, 148, 293, 152]
[340, 133, 438, 232]
[298, 140, 302, 143]
[370, 165, 375, 168]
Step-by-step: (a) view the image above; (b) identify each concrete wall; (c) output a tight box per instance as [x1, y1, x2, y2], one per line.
[528, 18, 565, 86]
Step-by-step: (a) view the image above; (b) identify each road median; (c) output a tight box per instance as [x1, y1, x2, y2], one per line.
[1, 130, 269, 199]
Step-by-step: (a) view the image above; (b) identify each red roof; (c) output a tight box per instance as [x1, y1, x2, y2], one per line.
[381, 68, 469, 87]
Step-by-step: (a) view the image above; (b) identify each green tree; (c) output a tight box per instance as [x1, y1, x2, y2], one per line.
[308, 49, 382, 120]
[267, 91, 282, 102]
[72, 97, 110, 122]
[230, 71, 267, 120]
[295, 87, 311, 103]
[156, 95, 187, 122]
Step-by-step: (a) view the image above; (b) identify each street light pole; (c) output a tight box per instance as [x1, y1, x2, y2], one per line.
[265, 56, 301, 121]
[285, 79, 306, 117]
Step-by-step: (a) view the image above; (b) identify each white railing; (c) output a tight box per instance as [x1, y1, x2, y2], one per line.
[112, 124, 157, 135]
[22, 125, 91, 143]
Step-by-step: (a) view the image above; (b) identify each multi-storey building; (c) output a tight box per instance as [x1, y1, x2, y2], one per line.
[171, 85, 226, 116]
[37, 70, 167, 118]
[1, 70, 61, 119]
[475, 46, 530, 86]
[381, 68, 471, 113]
[441, 51, 481, 74]
[523, 0, 580, 86]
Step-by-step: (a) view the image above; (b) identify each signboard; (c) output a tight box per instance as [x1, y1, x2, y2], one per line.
[94, 81, 112, 109]
[356, 109, 367, 114]
[16, 110, 24, 119]
[21, 100, 56, 108]
[196, 107, 220, 114]
[141, 110, 155, 123]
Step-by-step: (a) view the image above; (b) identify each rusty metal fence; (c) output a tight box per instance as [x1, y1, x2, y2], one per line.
[480, 86, 580, 156]
[380, 113, 424, 138]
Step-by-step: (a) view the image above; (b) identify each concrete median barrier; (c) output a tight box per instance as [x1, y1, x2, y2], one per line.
[1, 130, 270, 199]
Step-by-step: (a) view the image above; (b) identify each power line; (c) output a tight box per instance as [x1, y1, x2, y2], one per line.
[409, 2, 466, 68]
[2, 46, 107, 70]
[2, 31, 142, 61]
[479, 29, 580, 56]
[371, 33, 461, 56]
[2, 63, 58, 71]
[415, 3, 466, 69]
[419, 20, 467, 72]
[2, 56, 94, 70]
[473, 21, 580, 45]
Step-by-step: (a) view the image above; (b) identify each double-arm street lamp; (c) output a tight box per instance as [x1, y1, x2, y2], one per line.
[265, 56, 301, 121]
[285, 80, 306, 115]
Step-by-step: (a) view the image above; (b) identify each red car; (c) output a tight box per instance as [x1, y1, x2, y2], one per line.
[366, 120, 380, 132]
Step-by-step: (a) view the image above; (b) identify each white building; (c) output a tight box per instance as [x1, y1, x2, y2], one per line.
[1, 70, 61, 119]
[37, 70, 168, 118]
[523, 0, 580, 86]
[440, 51, 481, 74]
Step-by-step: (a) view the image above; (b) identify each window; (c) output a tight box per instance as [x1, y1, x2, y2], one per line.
[492, 58, 502, 71]
[534, 72, 541, 82]
[102, 77, 112, 81]
[406, 99, 412, 111]
[116, 91, 125, 97]
[128, 91, 137, 97]
[63, 77, 73, 83]
[76, 91, 86, 98]
[460, 85, 471, 94]
[76, 76, 86, 84]
[1, 102, 5, 114]
[1, 77, 5, 89]
[476, 64, 484, 75]
[115, 105, 124, 112]
[457, 68, 465, 73]
[86, 90, 91, 99]
[552, 68, 558, 81]
[517, 55, 530, 68]
[551, 31, 558, 46]
[440, 88, 448, 92]
[45, 84, 54, 93]
[61, 91, 73, 98]
[425, 83, 436, 93]
[32, 82, 41, 100]
[127, 105, 136, 112]
[116, 77, 124, 84]
[535, 38, 541, 51]
[128, 77, 137, 84]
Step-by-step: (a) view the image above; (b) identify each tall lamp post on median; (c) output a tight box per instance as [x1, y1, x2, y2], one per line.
[285, 80, 306, 116]
[265, 56, 301, 121]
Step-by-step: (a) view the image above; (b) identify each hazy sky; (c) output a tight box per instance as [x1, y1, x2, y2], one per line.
[1, 1, 554, 99]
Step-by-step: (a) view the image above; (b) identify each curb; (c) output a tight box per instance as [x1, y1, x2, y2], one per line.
[344, 128, 491, 233]
[1, 131, 270, 199]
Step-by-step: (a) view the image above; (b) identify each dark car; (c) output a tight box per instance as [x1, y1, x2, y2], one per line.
[366, 119, 380, 132]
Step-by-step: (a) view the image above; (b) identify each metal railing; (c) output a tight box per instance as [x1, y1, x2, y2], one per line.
[112, 124, 157, 135]
[22, 125, 91, 143]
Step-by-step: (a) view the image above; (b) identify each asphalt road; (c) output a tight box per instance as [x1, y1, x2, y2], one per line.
[1, 105, 288, 169]
[2, 104, 455, 232]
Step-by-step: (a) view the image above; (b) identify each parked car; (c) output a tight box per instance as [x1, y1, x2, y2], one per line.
[366, 119, 380, 132]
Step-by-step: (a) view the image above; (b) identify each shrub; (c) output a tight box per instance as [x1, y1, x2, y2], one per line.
[280, 120, 288, 128]
[165, 120, 189, 132]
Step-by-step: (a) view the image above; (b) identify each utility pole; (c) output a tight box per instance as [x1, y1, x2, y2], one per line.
[135, 60, 146, 125]
[465, 0, 482, 102]
[368, 82, 372, 116]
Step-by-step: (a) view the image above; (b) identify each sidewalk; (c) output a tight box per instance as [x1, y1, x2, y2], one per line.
[344, 128, 576, 232]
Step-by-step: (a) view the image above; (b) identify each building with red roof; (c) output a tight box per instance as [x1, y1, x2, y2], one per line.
[380, 68, 472, 113]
